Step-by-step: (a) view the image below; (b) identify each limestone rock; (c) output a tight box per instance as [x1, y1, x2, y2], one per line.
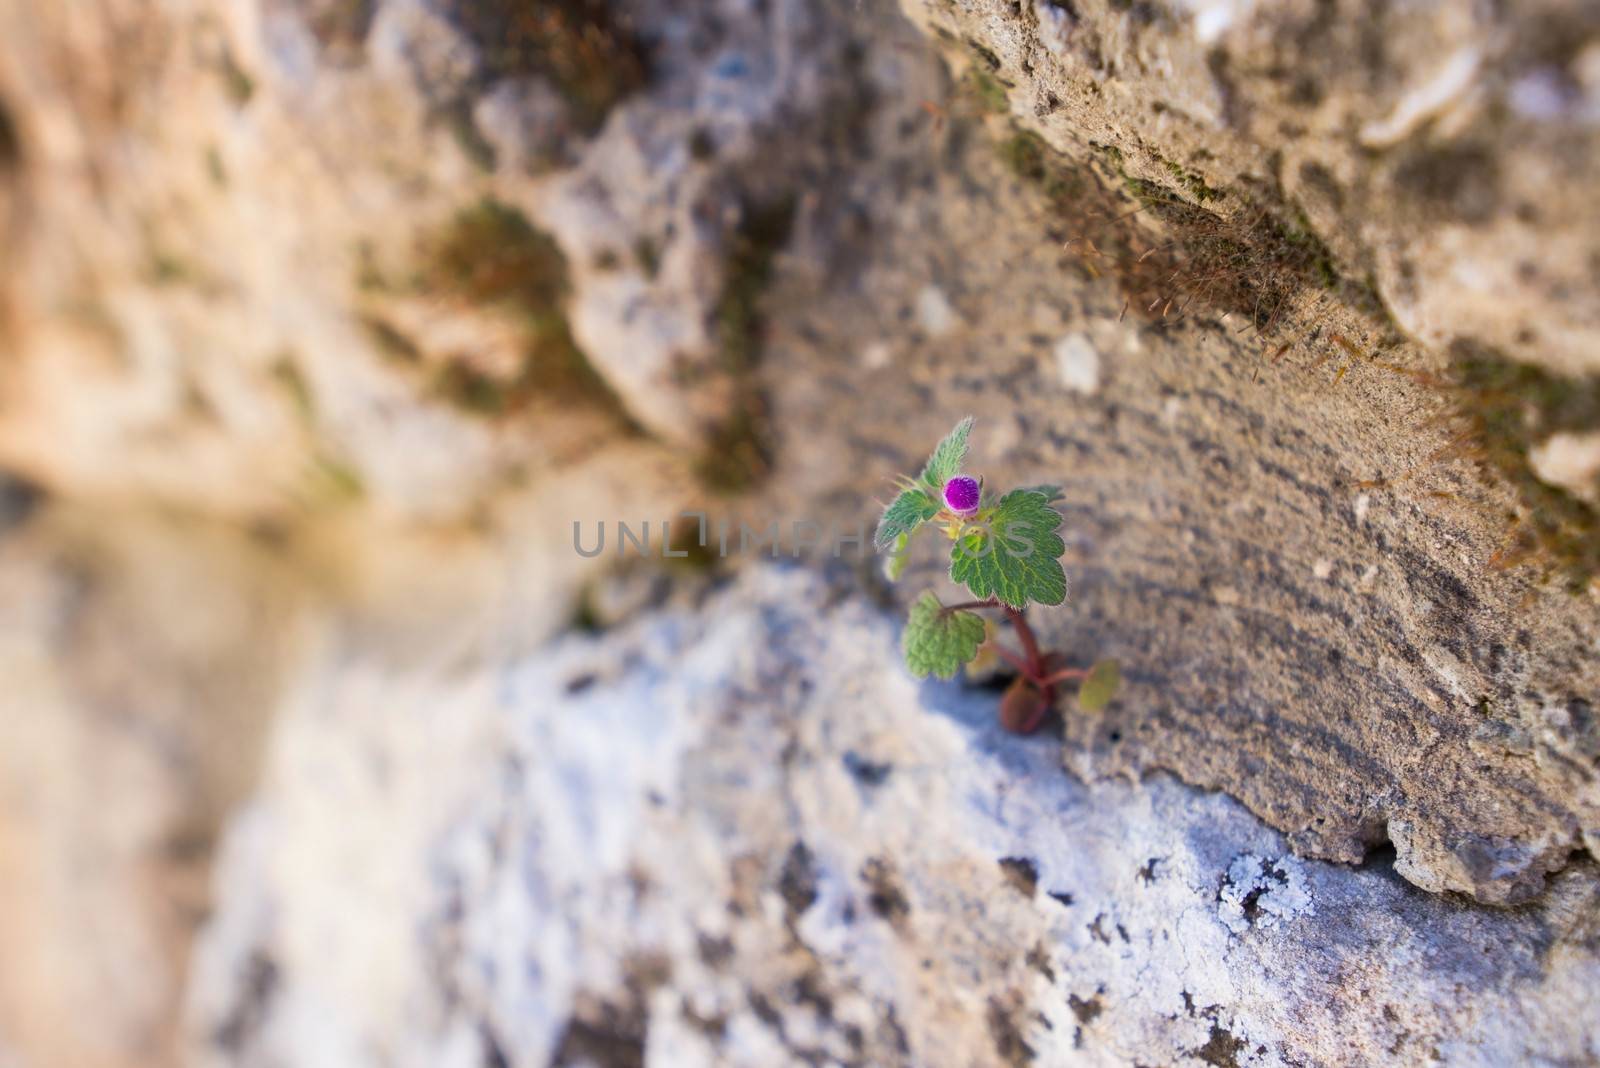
[0, 0, 866, 517]
[898, 0, 1600, 378]
[190, 568, 1600, 1068]
[0, 2, 1597, 1067]
[1530, 430, 1600, 503]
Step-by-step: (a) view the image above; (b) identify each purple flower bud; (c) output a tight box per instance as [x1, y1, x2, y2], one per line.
[943, 475, 981, 514]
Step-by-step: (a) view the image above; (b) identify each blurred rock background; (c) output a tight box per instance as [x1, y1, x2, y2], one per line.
[0, 1, 1596, 1066]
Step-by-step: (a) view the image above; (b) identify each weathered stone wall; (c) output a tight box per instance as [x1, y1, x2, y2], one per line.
[189, 568, 1600, 1068]
[0, 0, 1596, 1066]
[900, 0, 1600, 378]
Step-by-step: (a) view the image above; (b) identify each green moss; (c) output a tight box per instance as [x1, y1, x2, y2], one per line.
[431, 359, 513, 415]
[634, 236, 661, 280]
[359, 316, 423, 365]
[0, 98, 19, 171]
[713, 200, 795, 376]
[1160, 158, 1226, 204]
[1120, 171, 1169, 204]
[570, 584, 605, 633]
[694, 199, 796, 495]
[1015, 121, 1600, 592]
[966, 68, 1010, 113]
[1277, 216, 1340, 290]
[1091, 141, 1125, 168]
[1033, 132, 1362, 330]
[353, 242, 391, 293]
[146, 250, 195, 286]
[665, 518, 719, 571]
[1001, 131, 1086, 206]
[270, 355, 315, 424]
[445, 0, 648, 133]
[696, 405, 774, 496]
[426, 199, 566, 306]
[220, 51, 255, 105]
[444, 105, 497, 173]
[205, 146, 227, 187]
[420, 197, 626, 419]
[1449, 347, 1600, 591]
[308, 453, 366, 505]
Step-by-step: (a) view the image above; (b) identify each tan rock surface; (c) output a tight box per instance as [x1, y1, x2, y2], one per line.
[0, 1, 1596, 1066]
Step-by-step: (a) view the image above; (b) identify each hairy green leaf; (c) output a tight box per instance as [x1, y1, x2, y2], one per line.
[876, 487, 940, 552]
[884, 531, 910, 581]
[1014, 483, 1063, 503]
[919, 416, 974, 489]
[1077, 659, 1121, 711]
[903, 591, 988, 680]
[948, 489, 1067, 608]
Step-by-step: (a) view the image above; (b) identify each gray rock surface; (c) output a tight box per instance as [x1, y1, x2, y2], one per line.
[190, 567, 1600, 1068]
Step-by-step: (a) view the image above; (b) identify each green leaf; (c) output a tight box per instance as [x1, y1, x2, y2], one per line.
[1077, 659, 1121, 711]
[884, 532, 910, 581]
[919, 416, 974, 489]
[1014, 483, 1063, 503]
[876, 487, 940, 552]
[964, 617, 1002, 675]
[903, 591, 988, 680]
[948, 489, 1067, 608]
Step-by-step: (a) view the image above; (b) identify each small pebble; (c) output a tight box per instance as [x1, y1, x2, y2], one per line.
[916, 285, 958, 337]
[1053, 333, 1100, 394]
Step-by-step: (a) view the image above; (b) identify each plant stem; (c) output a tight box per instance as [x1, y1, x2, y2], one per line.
[1005, 606, 1054, 734]
[1004, 606, 1043, 680]
[941, 598, 1002, 614]
[950, 600, 1064, 735]
[988, 644, 1031, 675]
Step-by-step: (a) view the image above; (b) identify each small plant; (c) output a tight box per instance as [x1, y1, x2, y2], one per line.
[876, 418, 1120, 733]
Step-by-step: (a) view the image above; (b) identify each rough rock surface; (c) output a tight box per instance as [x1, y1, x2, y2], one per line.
[2, 0, 1595, 913]
[727, 16, 1600, 906]
[898, 0, 1600, 377]
[0, 0, 1597, 1066]
[190, 567, 1600, 1068]
[0, 0, 860, 516]
[0, 506, 302, 1068]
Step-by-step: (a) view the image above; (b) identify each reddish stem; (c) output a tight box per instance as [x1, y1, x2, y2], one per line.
[945, 599, 1066, 735]
[940, 598, 1002, 614]
[1004, 606, 1044, 680]
[988, 644, 1031, 675]
[1004, 607, 1055, 734]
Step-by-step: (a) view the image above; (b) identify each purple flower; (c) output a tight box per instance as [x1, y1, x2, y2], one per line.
[943, 475, 981, 514]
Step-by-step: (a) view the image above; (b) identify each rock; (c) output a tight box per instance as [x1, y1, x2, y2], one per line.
[1051, 333, 1100, 394]
[916, 284, 960, 337]
[0, 507, 304, 1068]
[0, 0, 871, 515]
[0, 1, 1597, 1066]
[737, 13, 1600, 908]
[0, 434, 687, 1068]
[190, 568, 1600, 1068]
[1530, 430, 1600, 503]
[897, 0, 1600, 378]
